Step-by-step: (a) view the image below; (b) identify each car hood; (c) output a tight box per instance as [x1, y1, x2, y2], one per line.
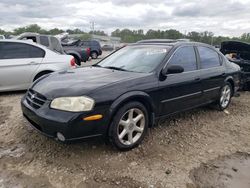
[221, 41, 250, 61]
[32, 67, 147, 99]
[221, 41, 250, 72]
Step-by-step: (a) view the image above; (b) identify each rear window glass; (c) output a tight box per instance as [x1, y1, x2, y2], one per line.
[198, 46, 221, 69]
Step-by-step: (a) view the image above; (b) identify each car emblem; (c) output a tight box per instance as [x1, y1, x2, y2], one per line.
[31, 94, 36, 100]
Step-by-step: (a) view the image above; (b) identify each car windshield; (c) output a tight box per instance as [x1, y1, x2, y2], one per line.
[97, 45, 172, 73]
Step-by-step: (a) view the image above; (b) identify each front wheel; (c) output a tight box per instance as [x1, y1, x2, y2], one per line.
[217, 82, 233, 111]
[109, 102, 148, 150]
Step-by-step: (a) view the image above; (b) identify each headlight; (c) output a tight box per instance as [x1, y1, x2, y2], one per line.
[50, 96, 95, 112]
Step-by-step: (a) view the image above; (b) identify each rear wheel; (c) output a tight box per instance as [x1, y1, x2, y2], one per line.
[74, 57, 81, 66]
[91, 51, 98, 59]
[217, 82, 233, 111]
[109, 102, 148, 150]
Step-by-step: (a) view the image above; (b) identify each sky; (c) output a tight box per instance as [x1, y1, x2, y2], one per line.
[0, 0, 250, 37]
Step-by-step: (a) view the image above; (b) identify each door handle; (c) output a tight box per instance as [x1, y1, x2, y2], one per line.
[221, 73, 226, 76]
[194, 77, 201, 81]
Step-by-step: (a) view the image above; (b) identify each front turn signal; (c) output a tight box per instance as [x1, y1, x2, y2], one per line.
[83, 114, 103, 121]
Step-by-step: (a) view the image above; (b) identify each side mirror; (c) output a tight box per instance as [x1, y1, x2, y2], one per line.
[162, 65, 184, 75]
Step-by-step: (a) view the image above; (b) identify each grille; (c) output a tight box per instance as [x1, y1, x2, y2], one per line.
[26, 89, 47, 109]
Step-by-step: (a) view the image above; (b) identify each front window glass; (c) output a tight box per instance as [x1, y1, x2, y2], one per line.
[98, 45, 172, 73]
[167, 46, 197, 72]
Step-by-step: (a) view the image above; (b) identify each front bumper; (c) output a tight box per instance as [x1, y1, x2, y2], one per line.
[21, 96, 110, 141]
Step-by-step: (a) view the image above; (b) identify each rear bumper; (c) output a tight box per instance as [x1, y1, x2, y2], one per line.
[21, 96, 110, 141]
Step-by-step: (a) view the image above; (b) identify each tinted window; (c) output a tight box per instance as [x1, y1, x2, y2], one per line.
[198, 46, 221, 69]
[168, 46, 197, 72]
[91, 41, 99, 46]
[0, 42, 45, 59]
[29, 46, 45, 58]
[51, 37, 63, 54]
[84, 41, 90, 46]
[40, 36, 50, 47]
[21, 36, 37, 42]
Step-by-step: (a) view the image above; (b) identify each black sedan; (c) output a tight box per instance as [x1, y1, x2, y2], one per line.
[21, 40, 241, 150]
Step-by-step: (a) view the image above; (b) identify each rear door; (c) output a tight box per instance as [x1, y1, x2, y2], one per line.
[158, 45, 202, 116]
[0, 42, 45, 91]
[196, 46, 226, 102]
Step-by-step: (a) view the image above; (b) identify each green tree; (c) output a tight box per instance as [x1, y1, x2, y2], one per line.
[240, 33, 250, 43]
[89, 30, 107, 36]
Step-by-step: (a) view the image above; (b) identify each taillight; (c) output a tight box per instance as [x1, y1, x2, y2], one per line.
[86, 48, 91, 56]
[70, 58, 76, 68]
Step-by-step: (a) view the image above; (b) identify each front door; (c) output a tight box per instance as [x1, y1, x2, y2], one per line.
[158, 46, 202, 116]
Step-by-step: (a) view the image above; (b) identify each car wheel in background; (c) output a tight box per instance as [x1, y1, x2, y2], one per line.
[109, 102, 148, 150]
[91, 52, 98, 59]
[217, 82, 233, 111]
[74, 57, 81, 66]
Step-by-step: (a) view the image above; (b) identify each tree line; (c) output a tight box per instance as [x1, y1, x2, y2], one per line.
[1, 24, 250, 45]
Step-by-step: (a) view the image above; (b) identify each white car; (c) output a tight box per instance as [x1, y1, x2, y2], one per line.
[0, 40, 75, 92]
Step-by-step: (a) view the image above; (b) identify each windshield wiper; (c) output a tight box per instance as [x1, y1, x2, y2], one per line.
[92, 64, 102, 67]
[103, 66, 128, 71]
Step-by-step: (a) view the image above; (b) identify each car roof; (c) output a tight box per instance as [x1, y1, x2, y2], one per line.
[134, 39, 214, 48]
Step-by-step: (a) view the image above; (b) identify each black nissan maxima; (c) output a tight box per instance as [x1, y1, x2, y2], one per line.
[21, 40, 241, 150]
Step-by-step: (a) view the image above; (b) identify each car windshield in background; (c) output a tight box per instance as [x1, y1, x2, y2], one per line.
[97, 45, 172, 73]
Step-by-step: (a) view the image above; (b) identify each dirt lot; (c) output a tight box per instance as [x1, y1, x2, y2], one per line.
[1, 60, 250, 187]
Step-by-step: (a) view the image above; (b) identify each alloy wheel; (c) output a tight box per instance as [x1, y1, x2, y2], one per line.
[91, 52, 98, 59]
[220, 85, 231, 108]
[117, 108, 145, 146]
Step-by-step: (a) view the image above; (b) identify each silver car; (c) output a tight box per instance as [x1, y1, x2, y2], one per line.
[0, 40, 75, 92]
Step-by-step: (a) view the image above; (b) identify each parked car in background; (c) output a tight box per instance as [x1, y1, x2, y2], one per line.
[220, 40, 250, 90]
[62, 45, 90, 65]
[62, 39, 102, 59]
[17, 33, 90, 66]
[102, 44, 114, 51]
[0, 35, 5, 39]
[21, 40, 240, 150]
[79, 40, 102, 59]
[0, 40, 75, 92]
[16, 32, 64, 54]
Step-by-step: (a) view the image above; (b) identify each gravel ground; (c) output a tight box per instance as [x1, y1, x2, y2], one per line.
[81, 51, 112, 67]
[0, 53, 250, 187]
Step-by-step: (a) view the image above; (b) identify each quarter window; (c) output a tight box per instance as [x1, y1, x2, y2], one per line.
[198, 46, 221, 69]
[168, 46, 197, 72]
[0, 42, 45, 59]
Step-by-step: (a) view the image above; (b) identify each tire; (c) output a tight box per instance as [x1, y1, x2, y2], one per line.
[91, 52, 98, 59]
[109, 102, 149, 151]
[74, 57, 81, 66]
[216, 82, 233, 111]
